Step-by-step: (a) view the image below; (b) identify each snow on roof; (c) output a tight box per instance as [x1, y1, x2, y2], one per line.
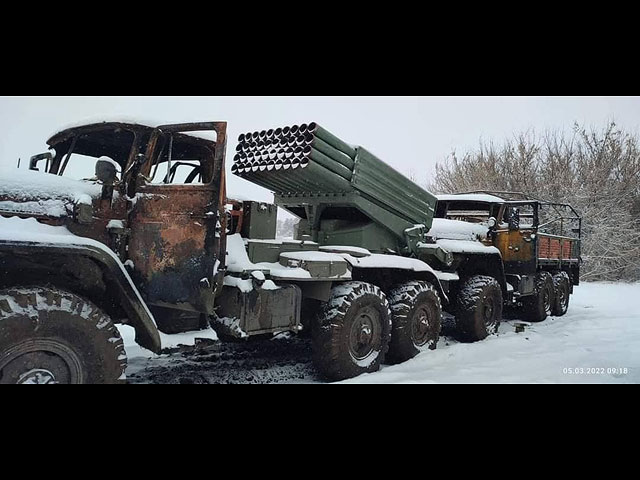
[437, 193, 505, 203]
[49, 116, 217, 143]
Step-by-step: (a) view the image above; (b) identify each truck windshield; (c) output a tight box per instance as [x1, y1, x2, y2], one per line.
[53, 128, 135, 181]
[436, 201, 499, 224]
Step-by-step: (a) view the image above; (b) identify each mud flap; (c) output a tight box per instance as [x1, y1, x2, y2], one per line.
[214, 284, 302, 338]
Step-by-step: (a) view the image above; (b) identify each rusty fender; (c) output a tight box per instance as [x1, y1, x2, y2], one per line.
[0, 239, 161, 353]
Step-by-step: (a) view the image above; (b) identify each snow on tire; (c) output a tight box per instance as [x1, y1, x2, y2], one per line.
[552, 271, 571, 317]
[312, 281, 391, 381]
[387, 281, 441, 364]
[0, 286, 127, 384]
[455, 275, 503, 342]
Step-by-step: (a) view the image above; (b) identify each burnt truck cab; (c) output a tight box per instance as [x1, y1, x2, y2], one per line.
[434, 192, 581, 310]
[0, 121, 228, 351]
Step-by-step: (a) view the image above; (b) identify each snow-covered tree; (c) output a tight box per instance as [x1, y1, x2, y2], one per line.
[429, 122, 640, 282]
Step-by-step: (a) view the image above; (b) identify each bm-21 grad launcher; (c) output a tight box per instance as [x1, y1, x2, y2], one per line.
[232, 122, 452, 266]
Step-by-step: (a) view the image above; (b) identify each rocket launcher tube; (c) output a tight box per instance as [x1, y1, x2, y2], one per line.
[306, 147, 353, 181]
[308, 122, 357, 159]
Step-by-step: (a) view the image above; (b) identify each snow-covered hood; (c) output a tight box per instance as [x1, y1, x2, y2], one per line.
[0, 166, 103, 218]
[428, 218, 489, 242]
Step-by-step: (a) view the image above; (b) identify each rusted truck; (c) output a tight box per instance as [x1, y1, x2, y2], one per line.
[0, 121, 581, 384]
[434, 192, 581, 323]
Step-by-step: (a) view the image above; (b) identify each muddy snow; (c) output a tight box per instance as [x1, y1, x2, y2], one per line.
[119, 282, 639, 384]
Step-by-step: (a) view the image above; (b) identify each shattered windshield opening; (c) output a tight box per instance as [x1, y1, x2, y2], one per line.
[52, 128, 137, 181]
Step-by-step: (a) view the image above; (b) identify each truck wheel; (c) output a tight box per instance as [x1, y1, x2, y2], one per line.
[312, 282, 391, 381]
[524, 272, 555, 322]
[387, 281, 441, 364]
[455, 276, 503, 342]
[0, 287, 127, 384]
[552, 271, 571, 316]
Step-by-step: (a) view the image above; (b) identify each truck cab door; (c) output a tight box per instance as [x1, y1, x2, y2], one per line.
[126, 122, 227, 314]
[494, 202, 537, 274]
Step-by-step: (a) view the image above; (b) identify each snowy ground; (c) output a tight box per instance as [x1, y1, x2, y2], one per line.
[118, 282, 640, 384]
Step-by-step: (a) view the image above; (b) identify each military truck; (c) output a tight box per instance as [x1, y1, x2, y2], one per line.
[433, 192, 581, 323]
[0, 120, 580, 384]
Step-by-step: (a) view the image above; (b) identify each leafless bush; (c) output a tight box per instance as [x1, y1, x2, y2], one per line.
[429, 122, 640, 281]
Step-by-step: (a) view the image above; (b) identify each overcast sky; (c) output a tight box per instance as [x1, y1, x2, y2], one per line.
[1, 96, 638, 204]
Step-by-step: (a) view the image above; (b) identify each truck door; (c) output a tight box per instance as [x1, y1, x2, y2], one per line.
[127, 122, 227, 314]
[494, 202, 537, 274]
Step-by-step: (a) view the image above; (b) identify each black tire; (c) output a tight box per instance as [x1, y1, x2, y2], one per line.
[312, 282, 391, 381]
[523, 272, 555, 322]
[455, 275, 503, 342]
[552, 271, 571, 316]
[0, 286, 127, 384]
[387, 281, 441, 364]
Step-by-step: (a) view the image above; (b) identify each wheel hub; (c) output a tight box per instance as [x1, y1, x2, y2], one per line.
[482, 297, 497, 327]
[18, 368, 57, 384]
[349, 307, 380, 361]
[412, 306, 434, 346]
[544, 287, 552, 314]
[559, 285, 568, 306]
[0, 339, 84, 384]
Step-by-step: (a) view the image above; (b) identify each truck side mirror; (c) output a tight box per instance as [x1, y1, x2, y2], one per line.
[29, 152, 54, 172]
